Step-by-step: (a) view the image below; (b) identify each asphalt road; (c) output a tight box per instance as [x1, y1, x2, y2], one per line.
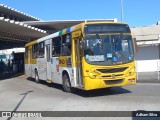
[0, 75, 160, 120]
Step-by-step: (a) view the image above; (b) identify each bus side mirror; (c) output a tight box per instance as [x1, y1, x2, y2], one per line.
[132, 38, 138, 53]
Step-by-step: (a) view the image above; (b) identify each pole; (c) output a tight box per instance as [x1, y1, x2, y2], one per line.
[120, 0, 124, 22]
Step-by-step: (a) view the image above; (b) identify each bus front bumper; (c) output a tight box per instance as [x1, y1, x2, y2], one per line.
[83, 73, 136, 90]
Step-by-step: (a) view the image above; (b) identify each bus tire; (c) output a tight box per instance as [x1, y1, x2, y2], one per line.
[35, 70, 40, 83]
[62, 74, 72, 93]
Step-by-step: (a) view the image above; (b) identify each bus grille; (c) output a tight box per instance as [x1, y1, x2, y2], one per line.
[96, 67, 128, 73]
[104, 79, 124, 85]
[102, 74, 123, 78]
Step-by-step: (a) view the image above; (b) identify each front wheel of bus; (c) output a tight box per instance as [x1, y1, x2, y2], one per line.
[62, 74, 72, 93]
[35, 70, 40, 83]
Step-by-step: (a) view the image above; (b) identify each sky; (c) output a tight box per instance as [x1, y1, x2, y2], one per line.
[1, 0, 160, 27]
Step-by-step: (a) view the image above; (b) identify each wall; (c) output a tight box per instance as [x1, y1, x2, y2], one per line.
[135, 45, 159, 72]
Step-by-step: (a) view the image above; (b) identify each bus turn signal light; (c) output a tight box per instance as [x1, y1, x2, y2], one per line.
[128, 78, 135, 83]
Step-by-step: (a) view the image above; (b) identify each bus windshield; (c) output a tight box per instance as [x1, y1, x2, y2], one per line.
[84, 34, 134, 65]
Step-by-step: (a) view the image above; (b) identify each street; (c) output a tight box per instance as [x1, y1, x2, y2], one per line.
[0, 75, 160, 120]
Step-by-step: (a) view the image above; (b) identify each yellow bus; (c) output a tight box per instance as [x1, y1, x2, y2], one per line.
[25, 21, 137, 92]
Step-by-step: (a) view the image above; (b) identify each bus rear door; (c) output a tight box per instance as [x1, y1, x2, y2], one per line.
[45, 40, 52, 81]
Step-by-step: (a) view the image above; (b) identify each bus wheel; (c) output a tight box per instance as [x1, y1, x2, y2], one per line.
[62, 74, 72, 93]
[35, 70, 40, 83]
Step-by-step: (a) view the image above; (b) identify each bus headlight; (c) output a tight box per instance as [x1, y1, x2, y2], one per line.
[89, 72, 96, 79]
[89, 72, 93, 76]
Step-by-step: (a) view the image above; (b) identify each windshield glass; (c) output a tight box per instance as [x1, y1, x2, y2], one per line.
[84, 34, 134, 65]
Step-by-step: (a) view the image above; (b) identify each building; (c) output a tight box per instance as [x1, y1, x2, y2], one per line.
[131, 24, 160, 81]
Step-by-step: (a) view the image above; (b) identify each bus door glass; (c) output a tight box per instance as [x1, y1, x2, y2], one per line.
[46, 43, 51, 80]
[75, 38, 83, 86]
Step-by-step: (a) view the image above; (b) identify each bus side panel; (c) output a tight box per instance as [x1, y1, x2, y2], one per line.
[37, 58, 47, 80]
[51, 57, 61, 84]
[25, 64, 30, 77]
[59, 67, 76, 87]
[59, 56, 77, 87]
[30, 57, 37, 78]
[31, 64, 37, 78]
[73, 67, 78, 87]
[25, 46, 32, 77]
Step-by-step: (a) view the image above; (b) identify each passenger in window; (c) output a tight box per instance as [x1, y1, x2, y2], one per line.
[35, 51, 39, 58]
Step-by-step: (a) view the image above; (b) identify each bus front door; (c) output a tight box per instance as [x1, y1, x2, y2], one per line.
[46, 44, 51, 81]
[75, 38, 83, 87]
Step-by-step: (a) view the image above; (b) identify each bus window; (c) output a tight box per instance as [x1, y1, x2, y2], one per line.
[32, 44, 38, 59]
[61, 34, 71, 56]
[38, 42, 44, 58]
[52, 37, 61, 57]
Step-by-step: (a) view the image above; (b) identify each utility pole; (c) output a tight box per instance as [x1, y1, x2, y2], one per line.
[120, 0, 124, 22]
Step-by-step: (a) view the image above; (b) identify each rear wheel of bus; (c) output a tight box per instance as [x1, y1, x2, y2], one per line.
[62, 74, 72, 93]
